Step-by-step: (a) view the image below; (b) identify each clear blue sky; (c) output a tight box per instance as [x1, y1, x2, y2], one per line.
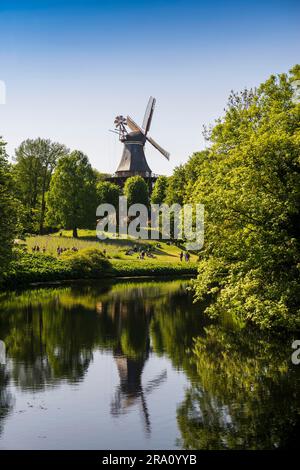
[0, 0, 299, 175]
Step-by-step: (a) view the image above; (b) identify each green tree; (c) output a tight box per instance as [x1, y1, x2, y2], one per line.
[151, 175, 168, 205]
[187, 66, 300, 330]
[164, 152, 207, 206]
[47, 151, 97, 238]
[96, 181, 121, 208]
[93, 169, 111, 183]
[124, 175, 149, 207]
[13, 138, 68, 233]
[0, 138, 17, 281]
[165, 165, 186, 205]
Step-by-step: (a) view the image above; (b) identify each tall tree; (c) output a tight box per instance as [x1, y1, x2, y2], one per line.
[96, 181, 121, 208]
[151, 175, 168, 205]
[165, 165, 187, 206]
[124, 176, 149, 208]
[188, 65, 300, 330]
[47, 151, 97, 238]
[14, 138, 68, 233]
[0, 138, 17, 280]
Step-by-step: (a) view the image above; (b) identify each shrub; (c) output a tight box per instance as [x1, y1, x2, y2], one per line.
[111, 259, 198, 277]
[61, 248, 111, 276]
[2, 249, 112, 287]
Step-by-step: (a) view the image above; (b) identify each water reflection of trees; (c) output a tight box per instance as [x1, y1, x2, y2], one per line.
[0, 280, 189, 434]
[0, 366, 15, 437]
[176, 325, 300, 449]
[1, 280, 298, 448]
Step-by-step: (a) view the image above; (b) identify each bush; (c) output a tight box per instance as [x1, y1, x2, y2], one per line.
[2, 249, 197, 289]
[111, 259, 198, 277]
[3, 249, 111, 287]
[3, 252, 72, 287]
[61, 248, 111, 276]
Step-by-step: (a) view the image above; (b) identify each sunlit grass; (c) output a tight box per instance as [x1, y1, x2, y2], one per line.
[25, 230, 198, 263]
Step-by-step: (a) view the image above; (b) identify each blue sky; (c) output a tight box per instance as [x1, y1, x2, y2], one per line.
[0, 0, 299, 175]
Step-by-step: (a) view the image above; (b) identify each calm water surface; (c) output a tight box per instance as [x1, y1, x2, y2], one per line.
[0, 279, 299, 449]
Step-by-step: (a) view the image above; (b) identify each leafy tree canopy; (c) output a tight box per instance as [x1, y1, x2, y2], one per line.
[13, 138, 68, 233]
[124, 175, 149, 207]
[96, 180, 121, 209]
[151, 175, 168, 205]
[47, 151, 97, 237]
[0, 138, 18, 281]
[187, 65, 300, 330]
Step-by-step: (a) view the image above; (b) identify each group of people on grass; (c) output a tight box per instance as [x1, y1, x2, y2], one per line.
[32, 245, 79, 255]
[180, 251, 190, 262]
[32, 241, 190, 261]
[31, 245, 46, 253]
[57, 246, 78, 256]
[125, 244, 156, 260]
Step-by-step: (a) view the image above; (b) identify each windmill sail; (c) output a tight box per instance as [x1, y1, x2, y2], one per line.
[146, 136, 170, 160]
[142, 96, 156, 135]
[126, 115, 142, 133]
[127, 115, 170, 160]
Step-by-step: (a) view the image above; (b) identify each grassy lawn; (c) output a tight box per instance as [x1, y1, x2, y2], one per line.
[25, 230, 198, 264]
[0, 231, 199, 288]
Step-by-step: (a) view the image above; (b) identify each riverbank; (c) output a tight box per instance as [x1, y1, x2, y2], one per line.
[1, 250, 198, 290]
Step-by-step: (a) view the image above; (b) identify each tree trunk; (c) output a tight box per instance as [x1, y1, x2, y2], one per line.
[73, 227, 78, 238]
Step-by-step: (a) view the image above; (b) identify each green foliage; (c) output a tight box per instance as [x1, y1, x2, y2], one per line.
[2, 248, 196, 288]
[61, 248, 111, 276]
[47, 151, 97, 237]
[165, 164, 186, 205]
[177, 323, 300, 449]
[0, 138, 18, 282]
[13, 138, 68, 233]
[111, 259, 198, 276]
[186, 67, 300, 330]
[96, 180, 121, 209]
[165, 152, 206, 206]
[151, 175, 168, 204]
[93, 168, 111, 183]
[124, 175, 149, 207]
[4, 251, 73, 286]
[3, 248, 111, 287]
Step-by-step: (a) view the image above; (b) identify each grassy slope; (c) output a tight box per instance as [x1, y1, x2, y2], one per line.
[4, 231, 198, 287]
[26, 230, 198, 263]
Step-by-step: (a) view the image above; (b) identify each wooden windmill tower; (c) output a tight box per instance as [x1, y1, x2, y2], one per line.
[109, 97, 170, 190]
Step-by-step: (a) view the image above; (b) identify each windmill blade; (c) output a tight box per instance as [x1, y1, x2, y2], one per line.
[127, 114, 170, 160]
[142, 96, 156, 135]
[147, 135, 170, 160]
[126, 115, 144, 133]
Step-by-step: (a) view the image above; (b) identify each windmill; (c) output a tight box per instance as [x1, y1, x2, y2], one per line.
[110, 97, 170, 190]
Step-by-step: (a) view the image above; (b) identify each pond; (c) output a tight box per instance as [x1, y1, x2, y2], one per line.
[0, 279, 299, 450]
